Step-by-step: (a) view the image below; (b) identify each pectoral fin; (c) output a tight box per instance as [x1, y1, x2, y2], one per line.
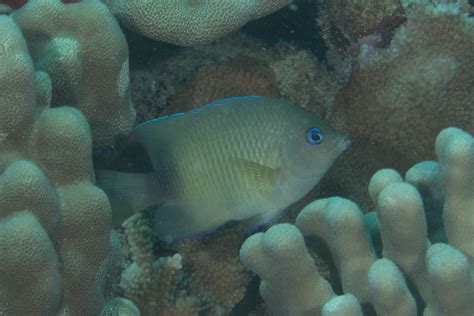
[233, 158, 280, 199]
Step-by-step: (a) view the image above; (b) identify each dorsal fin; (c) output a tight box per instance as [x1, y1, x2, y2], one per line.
[135, 95, 264, 129]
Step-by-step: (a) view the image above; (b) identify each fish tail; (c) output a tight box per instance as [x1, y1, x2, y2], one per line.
[95, 170, 159, 226]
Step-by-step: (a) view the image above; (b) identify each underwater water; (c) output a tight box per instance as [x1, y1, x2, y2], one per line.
[0, 0, 473, 315]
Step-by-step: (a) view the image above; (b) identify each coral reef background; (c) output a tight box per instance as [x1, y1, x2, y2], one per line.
[0, 0, 473, 315]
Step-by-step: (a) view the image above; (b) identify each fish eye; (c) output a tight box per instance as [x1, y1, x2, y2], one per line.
[306, 127, 324, 145]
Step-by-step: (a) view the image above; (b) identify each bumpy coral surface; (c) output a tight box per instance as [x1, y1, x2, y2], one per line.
[173, 225, 251, 314]
[0, 14, 112, 315]
[13, 0, 135, 148]
[327, 1, 474, 208]
[240, 127, 474, 315]
[105, 0, 291, 46]
[118, 213, 250, 315]
[131, 34, 337, 124]
[333, 1, 474, 161]
[322, 0, 405, 44]
[165, 56, 280, 115]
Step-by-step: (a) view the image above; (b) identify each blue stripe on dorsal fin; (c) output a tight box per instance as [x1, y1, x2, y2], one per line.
[135, 112, 185, 129]
[135, 95, 264, 129]
[190, 95, 264, 112]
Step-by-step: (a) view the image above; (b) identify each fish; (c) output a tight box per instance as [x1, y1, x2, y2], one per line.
[96, 96, 350, 242]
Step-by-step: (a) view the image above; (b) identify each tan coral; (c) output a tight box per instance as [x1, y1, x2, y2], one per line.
[105, 0, 290, 46]
[13, 0, 135, 148]
[327, 1, 474, 208]
[132, 35, 337, 123]
[322, 0, 405, 42]
[118, 213, 201, 315]
[118, 213, 250, 315]
[265, 44, 338, 118]
[0, 208, 61, 315]
[173, 225, 251, 314]
[119, 214, 154, 307]
[0, 14, 112, 315]
[241, 127, 474, 315]
[165, 56, 280, 115]
[100, 297, 141, 316]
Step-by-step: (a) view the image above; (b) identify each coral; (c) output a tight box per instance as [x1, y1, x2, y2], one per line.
[104, 0, 291, 46]
[117, 214, 194, 315]
[0, 14, 112, 315]
[131, 68, 166, 123]
[12, 0, 135, 148]
[118, 213, 251, 315]
[240, 223, 335, 315]
[322, 294, 363, 316]
[264, 43, 338, 118]
[326, 1, 474, 208]
[131, 34, 337, 123]
[316, 0, 405, 84]
[320, 0, 405, 49]
[119, 214, 154, 307]
[164, 56, 280, 115]
[172, 224, 251, 314]
[240, 127, 474, 315]
[100, 297, 141, 316]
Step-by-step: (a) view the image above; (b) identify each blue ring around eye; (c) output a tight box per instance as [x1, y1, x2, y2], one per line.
[306, 127, 324, 145]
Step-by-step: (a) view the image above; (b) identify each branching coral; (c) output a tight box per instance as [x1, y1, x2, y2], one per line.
[172, 224, 251, 314]
[104, 0, 291, 46]
[240, 127, 474, 315]
[118, 213, 195, 315]
[117, 213, 251, 315]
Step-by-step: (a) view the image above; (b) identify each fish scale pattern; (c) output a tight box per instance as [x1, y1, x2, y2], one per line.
[162, 99, 293, 211]
[133, 97, 347, 242]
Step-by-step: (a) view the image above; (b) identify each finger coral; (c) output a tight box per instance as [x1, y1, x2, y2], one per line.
[0, 13, 113, 315]
[13, 0, 135, 148]
[240, 127, 474, 315]
[240, 223, 335, 315]
[105, 0, 291, 46]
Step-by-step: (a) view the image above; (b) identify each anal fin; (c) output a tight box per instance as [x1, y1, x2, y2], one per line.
[153, 203, 224, 243]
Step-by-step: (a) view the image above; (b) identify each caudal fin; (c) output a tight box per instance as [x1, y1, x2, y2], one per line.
[95, 170, 159, 226]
